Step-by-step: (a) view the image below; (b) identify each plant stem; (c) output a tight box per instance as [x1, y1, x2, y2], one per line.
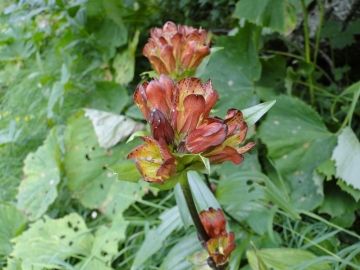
[179, 171, 210, 242]
[301, 0, 315, 106]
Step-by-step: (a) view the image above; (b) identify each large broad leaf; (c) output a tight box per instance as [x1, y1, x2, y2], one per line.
[64, 110, 146, 217]
[258, 95, 337, 211]
[234, 0, 297, 35]
[75, 216, 128, 270]
[247, 248, 331, 269]
[86, 81, 129, 114]
[332, 127, 360, 190]
[84, 108, 144, 149]
[11, 213, 93, 269]
[200, 24, 261, 117]
[131, 206, 183, 269]
[17, 127, 61, 221]
[0, 204, 27, 259]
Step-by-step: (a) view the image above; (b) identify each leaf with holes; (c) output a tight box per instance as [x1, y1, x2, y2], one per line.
[10, 213, 93, 269]
[258, 95, 337, 211]
[0, 204, 27, 259]
[17, 127, 61, 221]
[84, 108, 144, 149]
[64, 110, 145, 214]
[75, 216, 128, 269]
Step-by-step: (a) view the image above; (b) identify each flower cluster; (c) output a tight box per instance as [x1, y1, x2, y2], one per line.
[199, 208, 236, 267]
[143, 21, 211, 79]
[127, 75, 254, 184]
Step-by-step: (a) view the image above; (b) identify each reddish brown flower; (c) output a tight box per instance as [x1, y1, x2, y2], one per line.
[128, 76, 254, 183]
[206, 232, 236, 266]
[199, 208, 236, 267]
[142, 21, 211, 78]
[199, 207, 227, 238]
[127, 137, 177, 184]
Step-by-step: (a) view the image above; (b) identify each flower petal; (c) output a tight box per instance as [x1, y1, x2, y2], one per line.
[185, 119, 227, 154]
[149, 109, 174, 145]
[134, 82, 150, 121]
[199, 208, 227, 238]
[204, 145, 244, 164]
[203, 79, 218, 118]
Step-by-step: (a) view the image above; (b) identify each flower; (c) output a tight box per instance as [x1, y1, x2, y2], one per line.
[199, 208, 236, 267]
[143, 21, 211, 78]
[127, 75, 254, 184]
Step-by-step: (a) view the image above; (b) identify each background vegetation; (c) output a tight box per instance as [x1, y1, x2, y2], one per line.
[1, 0, 360, 269]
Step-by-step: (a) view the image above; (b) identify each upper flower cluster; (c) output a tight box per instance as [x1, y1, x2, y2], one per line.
[143, 21, 211, 79]
[127, 75, 254, 184]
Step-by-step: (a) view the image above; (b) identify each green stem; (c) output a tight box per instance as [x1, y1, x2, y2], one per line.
[313, 0, 325, 63]
[179, 171, 210, 242]
[301, 0, 315, 106]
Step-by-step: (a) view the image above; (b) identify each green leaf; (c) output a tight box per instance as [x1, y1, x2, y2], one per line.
[174, 183, 193, 229]
[200, 28, 260, 117]
[47, 82, 64, 119]
[126, 130, 149, 143]
[194, 47, 223, 77]
[0, 204, 27, 259]
[64, 111, 146, 216]
[84, 108, 144, 149]
[337, 179, 360, 202]
[131, 206, 183, 269]
[17, 127, 61, 221]
[199, 155, 210, 175]
[258, 95, 337, 211]
[316, 159, 336, 181]
[150, 173, 181, 191]
[242, 100, 276, 127]
[11, 213, 93, 269]
[188, 171, 221, 211]
[247, 248, 331, 270]
[76, 216, 128, 269]
[110, 161, 141, 183]
[113, 30, 139, 85]
[87, 81, 129, 114]
[160, 232, 202, 270]
[319, 180, 360, 218]
[332, 127, 360, 190]
[234, 0, 297, 35]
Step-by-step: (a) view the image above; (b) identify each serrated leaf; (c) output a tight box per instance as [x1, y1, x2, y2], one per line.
[0, 204, 27, 258]
[110, 161, 141, 183]
[234, 0, 297, 35]
[242, 100, 276, 127]
[11, 213, 93, 269]
[247, 248, 331, 270]
[84, 108, 144, 149]
[258, 95, 336, 211]
[131, 206, 183, 269]
[17, 127, 61, 221]
[316, 159, 335, 181]
[332, 127, 360, 190]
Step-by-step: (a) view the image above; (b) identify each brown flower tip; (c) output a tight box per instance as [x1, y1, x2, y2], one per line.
[142, 21, 211, 78]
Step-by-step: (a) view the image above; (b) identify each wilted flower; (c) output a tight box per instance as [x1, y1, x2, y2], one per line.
[199, 208, 236, 267]
[127, 75, 254, 184]
[143, 21, 211, 78]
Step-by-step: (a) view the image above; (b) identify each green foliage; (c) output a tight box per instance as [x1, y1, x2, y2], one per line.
[1, 0, 360, 269]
